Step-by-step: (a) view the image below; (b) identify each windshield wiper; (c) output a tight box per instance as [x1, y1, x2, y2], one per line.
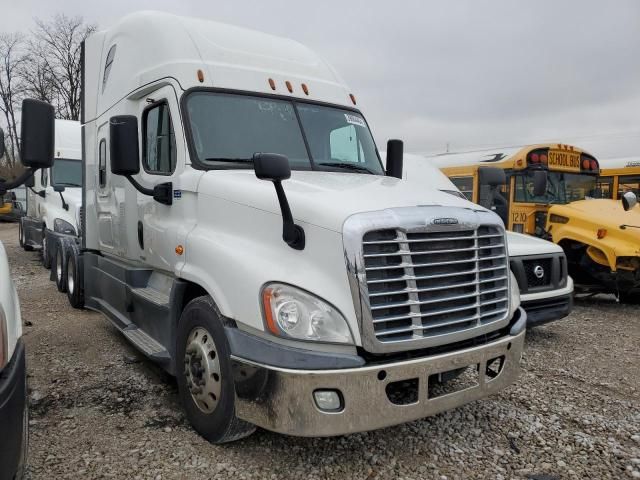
[317, 162, 375, 174]
[205, 158, 252, 164]
[55, 182, 82, 187]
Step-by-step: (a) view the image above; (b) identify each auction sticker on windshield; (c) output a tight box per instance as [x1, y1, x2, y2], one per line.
[548, 150, 581, 172]
[344, 114, 366, 127]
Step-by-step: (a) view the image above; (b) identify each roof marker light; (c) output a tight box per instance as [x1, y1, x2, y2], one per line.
[301, 83, 309, 95]
[582, 159, 590, 169]
[540, 154, 548, 164]
[285, 81, 293, 93]
[590, 159, 598, 171]
[531, 153, 540, 163]
[268, 78, 276, 90]
[349, 94, 357, 105]
[197, 69, 204, 83]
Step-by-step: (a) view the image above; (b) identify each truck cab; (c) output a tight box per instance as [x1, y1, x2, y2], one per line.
[23, 12, 527, 442]
[19, 119, 82, 277]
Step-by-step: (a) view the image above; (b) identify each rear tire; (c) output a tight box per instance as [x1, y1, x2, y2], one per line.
[18, 220, 25, 249]
[42, 230, 52, 269]
[65, 246, 84, 309]
[53, 240, 67, 293]
[176, 295, 255, 444]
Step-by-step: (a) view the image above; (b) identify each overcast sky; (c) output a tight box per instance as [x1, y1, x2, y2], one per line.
[2, 0, 639, 159]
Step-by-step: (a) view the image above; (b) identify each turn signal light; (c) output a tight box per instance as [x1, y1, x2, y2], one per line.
[175, 245, 184, 256]
[597, 229, 607, 239]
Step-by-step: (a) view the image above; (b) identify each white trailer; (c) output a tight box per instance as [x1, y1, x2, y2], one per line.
[22, 12, 527, 442]
[19, 119, 82, 286]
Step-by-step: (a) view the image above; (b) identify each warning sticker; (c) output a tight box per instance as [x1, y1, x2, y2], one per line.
[344, 113, 366, 128]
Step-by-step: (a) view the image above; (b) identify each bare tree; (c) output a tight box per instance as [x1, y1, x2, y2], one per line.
[0, 33, 26, 166]
[31, 14, 96, 120]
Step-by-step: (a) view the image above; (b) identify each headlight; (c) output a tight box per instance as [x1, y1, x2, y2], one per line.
[261, 283, 354, 344]
[509, 271, 521, 317]
[54, 218, 76, 235]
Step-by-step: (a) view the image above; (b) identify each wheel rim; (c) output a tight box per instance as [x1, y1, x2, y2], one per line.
[42, 236, 48, 262]
[56, 251, 63, 281]
[67, 260, 75, 294]
[184, 326, 222, 414]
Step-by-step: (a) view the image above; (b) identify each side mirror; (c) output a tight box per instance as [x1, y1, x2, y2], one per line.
[21, 99, 55, 169]
[478, 167, 506, 187]
[53, 184, 66, 193]
[385, 139, 403, 179]
[109, 115, 140, 175]
[532, 170, 548, 197]
[622, 191, 638, 211]
[253, 152, 291, 181]
[253, 153, 304, 250]
[0, 128, 5, 159]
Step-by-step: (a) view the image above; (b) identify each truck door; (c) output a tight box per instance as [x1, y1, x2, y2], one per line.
[134, 85, 185, 272]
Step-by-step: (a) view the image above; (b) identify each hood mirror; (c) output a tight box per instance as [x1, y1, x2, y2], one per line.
[532, 170, 548, 197]
[478, 167, 506, 187]
[385, 139, 403, 179]
[622, 191, 638, 211]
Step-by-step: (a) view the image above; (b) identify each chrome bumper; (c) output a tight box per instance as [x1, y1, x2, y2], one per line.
[232, 309, 526, 437]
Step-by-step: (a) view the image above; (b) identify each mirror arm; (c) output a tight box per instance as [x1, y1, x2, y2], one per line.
[273, 180, 305, 250]
[125, 175, 173, 206]
[0, 169, 35, 195]
[58, 192, 69, 211]
[125, 174, 154, 196]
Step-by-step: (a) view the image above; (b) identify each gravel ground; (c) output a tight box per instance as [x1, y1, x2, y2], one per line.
[1, 222, 639, 480]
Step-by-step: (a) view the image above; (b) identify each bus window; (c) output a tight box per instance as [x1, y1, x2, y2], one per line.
[617, 175, 640, 199]
[514, 172, 596, 204]
[450, 176, 473, 200]
[594, 177, 613, 199]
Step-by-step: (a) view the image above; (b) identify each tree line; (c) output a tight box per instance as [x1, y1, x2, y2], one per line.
[0, 14, 95, 173]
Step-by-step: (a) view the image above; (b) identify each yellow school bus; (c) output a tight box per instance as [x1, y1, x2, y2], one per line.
[434, 144, 640, 303]
[596, 157, 640, 200]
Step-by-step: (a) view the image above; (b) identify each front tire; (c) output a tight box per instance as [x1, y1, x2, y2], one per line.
[53, 240, 67, 292]
[42, 230, 52, 269]
[176, 295, 255, 444]
[66, 247, 84, 309]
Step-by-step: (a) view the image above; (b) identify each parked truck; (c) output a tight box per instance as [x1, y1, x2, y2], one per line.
[22, 12, 527, 442]
[0, 109, 56, 479]
[19, 119, 82, 284]
[386, 153, 574, 326]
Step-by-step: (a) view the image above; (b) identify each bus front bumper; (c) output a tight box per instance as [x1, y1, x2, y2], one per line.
[232, 308, 526, 437]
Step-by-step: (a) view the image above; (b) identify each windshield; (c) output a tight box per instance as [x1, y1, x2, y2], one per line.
[184, 92, 384, 174]
[51, 158, 82, 187]
[514, 171, 597, 204]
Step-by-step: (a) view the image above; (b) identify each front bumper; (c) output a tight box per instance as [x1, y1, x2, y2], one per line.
[520, 278, 574, 327]
[231, 308, 526, 437]
[0, 339, 27, 480]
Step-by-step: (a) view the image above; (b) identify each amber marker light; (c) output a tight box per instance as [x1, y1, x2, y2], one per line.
[349, 93, 357, 105]
[597, 229, 607, 239]
[175, 245, 184, 255]
[285, 81, 293, 93]
[262, 288, 279, 335]
[268, 78, 276, 90]
[197, 69, 204, 83]
[301, 83, 309, 95]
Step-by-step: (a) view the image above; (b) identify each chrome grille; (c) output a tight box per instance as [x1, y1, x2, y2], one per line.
[362, 225, 509, 344]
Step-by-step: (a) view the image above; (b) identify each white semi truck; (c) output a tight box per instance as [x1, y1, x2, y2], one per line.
[22, 12, 527, 442]
[394, 153, 574, 326]
[19, 120, 82, 287]
[0, 109, 56, 478]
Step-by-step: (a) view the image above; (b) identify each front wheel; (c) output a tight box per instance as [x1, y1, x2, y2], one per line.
[176, 295, 255, 444]
[53, 240, 67, 293]
[41, 230, 51, 269]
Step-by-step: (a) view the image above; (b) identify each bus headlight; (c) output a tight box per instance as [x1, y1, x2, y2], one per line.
[509, 271, 521, 317]
[53, 218, 76, 235]
[261, 283, 354, 345]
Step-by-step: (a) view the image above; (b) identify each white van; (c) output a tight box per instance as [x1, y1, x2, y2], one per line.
[394, 153, 574, 325]
[22, 12, 527, 442]
[19, 119, 82, 284]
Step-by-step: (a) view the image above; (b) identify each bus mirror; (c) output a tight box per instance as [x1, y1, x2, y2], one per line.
[21, 99, 55, 169]
[478, 167, 506, 187]
[622, 191, 638, 211]
[385, 139, 404, 179]
[110, 115, 140, 176]
[0, 128, 5, 158]
[532, 170, 548, 197]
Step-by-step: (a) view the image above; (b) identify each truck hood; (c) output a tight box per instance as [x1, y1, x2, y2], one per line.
[198, 170, 490, 232]
[506, 231, 562, 257]
[61, 187, 82, 207]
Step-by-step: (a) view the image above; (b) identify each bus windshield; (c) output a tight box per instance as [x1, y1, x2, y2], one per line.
[184, 92, 384, 174]
[51, 159, 82, 187]
[514, 172, 597, 204]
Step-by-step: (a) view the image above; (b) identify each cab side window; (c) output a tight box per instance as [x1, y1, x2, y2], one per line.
[143, 102, 176, 175]
[451, 176, 473, 201]
[99, 139, 107, 188]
